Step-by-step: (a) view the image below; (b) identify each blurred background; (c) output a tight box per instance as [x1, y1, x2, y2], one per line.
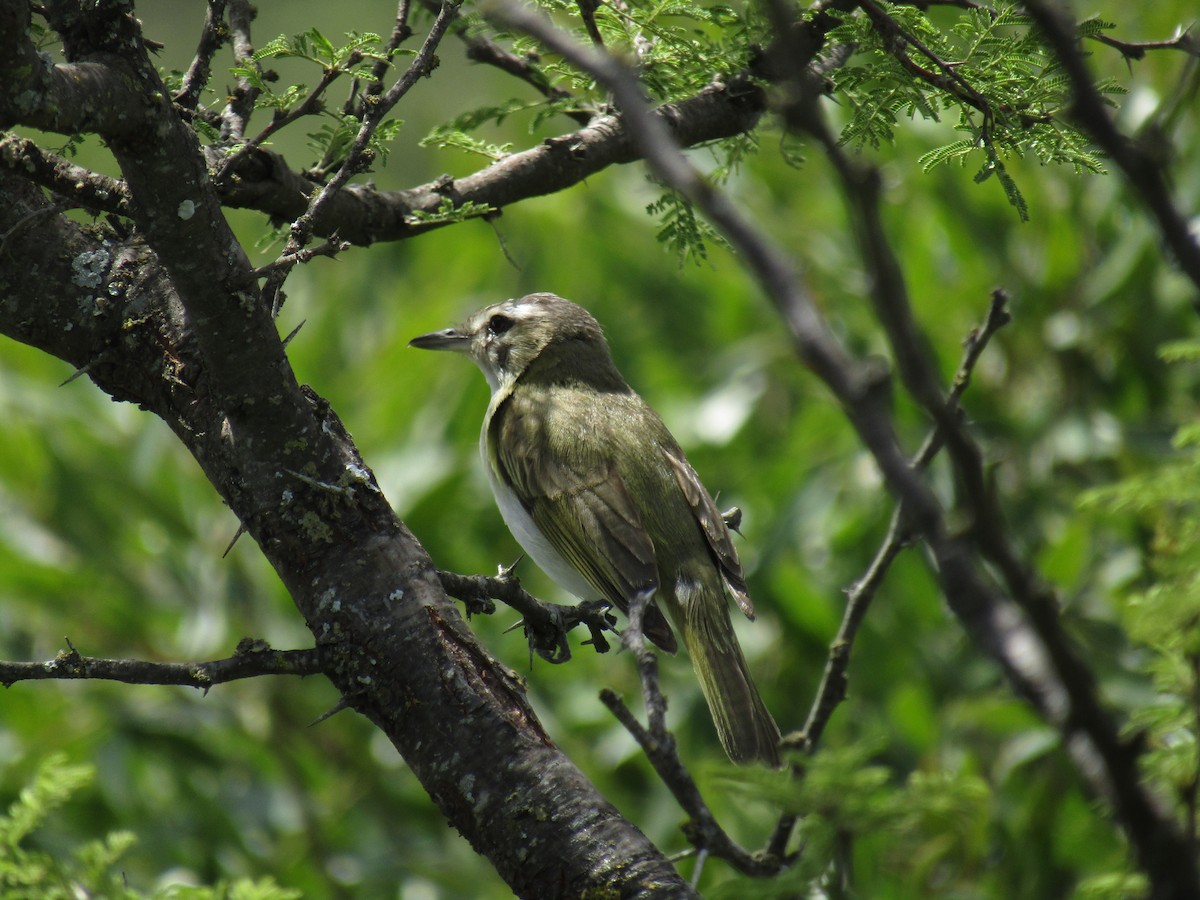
[1, 2, 1198, 897]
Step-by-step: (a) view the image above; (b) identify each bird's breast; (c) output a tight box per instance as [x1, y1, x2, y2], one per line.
[479, 421, 596, 601]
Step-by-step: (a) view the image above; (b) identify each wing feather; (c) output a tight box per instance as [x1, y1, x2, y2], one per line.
[491, 390, 678, 651]
[660, 445, 755, 620]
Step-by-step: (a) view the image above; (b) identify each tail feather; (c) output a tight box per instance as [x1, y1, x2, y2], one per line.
[676, 581, 782, 767]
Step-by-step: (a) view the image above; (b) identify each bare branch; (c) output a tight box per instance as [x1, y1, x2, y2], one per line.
[173, 0, 230, 111]
[799, 290, 1011, 755]
[0, 639, 324, 690]
[599, 596, 789, 877]
[1090, 25, 1199, 61]
[416, 0, 595, 126]
[1022, 0, 1200, 295]
[351, 0, 416, 113]
[220, 0, 259, 140]
[437, 569, 619, 662]
[0, 134, 131, 216]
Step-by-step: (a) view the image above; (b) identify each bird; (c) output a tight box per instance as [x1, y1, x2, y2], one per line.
[409, 292, 781, 766]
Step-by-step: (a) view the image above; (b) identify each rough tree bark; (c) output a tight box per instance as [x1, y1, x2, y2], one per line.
[0, 1, 719, 896]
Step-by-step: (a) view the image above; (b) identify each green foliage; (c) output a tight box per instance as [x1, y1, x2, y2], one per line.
[1080, 349, 1200, 842]
[828, 3, 1115, 218]
[645, 187, 727, 265]
[420, 125, 513, 160]
[710, 741, 992, 897]
[249, 29, 389, 75]
[404, 196, 496, 225]
[0, 756, 299, 900]
[307, 114, 405, 173]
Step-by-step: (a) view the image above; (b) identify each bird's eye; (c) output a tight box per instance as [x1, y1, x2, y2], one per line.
[487, 314, 514, 336]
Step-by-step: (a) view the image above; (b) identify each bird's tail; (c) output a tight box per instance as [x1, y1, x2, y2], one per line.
[676, 582, 782, 767]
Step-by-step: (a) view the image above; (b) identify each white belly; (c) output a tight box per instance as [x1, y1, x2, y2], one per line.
[480, 430, 596, 600]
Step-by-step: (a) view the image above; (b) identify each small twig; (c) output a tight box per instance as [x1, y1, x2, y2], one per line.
[412, 0, 594, 127]
[173, 0, 230, 111]
[1022, 0, 1200, 295]
[0, 638, 325, 691]
[797, 290, 1011, 755]
[436, 568, 619, 663]
[262, 0, 460, 312]
[219, 0, 259, 141]
[576, 0, 606, 48]
[251, 238, 351, 278]
[351, 0, 416, 114]
[1090, 26, 1198, 62]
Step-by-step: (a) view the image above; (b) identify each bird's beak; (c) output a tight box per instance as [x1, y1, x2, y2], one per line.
[408, 327, 471, 352]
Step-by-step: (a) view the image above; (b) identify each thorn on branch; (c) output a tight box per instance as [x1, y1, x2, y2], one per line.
[435, 568, 619, 663]
[0, 640, 325, 689]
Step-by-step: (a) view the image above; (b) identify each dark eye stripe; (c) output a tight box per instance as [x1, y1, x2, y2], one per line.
[487, 314, 514, 336]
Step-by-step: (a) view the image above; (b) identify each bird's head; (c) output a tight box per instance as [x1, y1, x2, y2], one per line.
[409, 292, 622, 392]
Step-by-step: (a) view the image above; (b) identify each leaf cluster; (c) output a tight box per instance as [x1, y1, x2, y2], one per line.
[0, 756, 298, 900]
[1081, 349, 1200, 839]
[825, 3, 1120, 219]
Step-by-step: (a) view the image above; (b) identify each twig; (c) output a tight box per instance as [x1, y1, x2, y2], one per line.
[1022, 0, 1200, 295]
[1090, 26, 1198, 62]
[798, 290, 1010, 755]
[251, 238, 351, 278]
[416, 0, 594, 127]
[436, 569, 619, 662]
[219, 0, 259, 141]
[350, 0, 416, 114]
[217, 66, 349, 186]
[0, 638, 325, 690]
[262, 0, 460, 312]
[576, 0, 605, 48]
[599, 591, 785, 875]
[173, 0, 229, 111]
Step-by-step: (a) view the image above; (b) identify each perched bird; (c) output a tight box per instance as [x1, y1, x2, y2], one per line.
[410, 293, 781, 766]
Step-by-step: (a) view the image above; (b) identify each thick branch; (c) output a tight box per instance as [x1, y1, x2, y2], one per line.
[214, 78, 763, 245]
[0, 4, 696, 894]
[0, 133, 131, 215]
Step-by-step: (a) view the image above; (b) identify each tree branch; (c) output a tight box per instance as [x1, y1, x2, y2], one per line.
[0, 133, 131, 216]
[798, 290, 1011, 754]
[172, 0, 229, 111]
[0, 4, 698, 894]
[437, 569, 619, 662]
[0, 639, 324, 690]
[1022, 0, 1200, 295]
[214, 77, 763, 246]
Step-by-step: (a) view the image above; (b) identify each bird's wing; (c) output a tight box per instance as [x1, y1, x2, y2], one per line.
[660, 444, 755, 620]
[490, 391, 678, 651]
